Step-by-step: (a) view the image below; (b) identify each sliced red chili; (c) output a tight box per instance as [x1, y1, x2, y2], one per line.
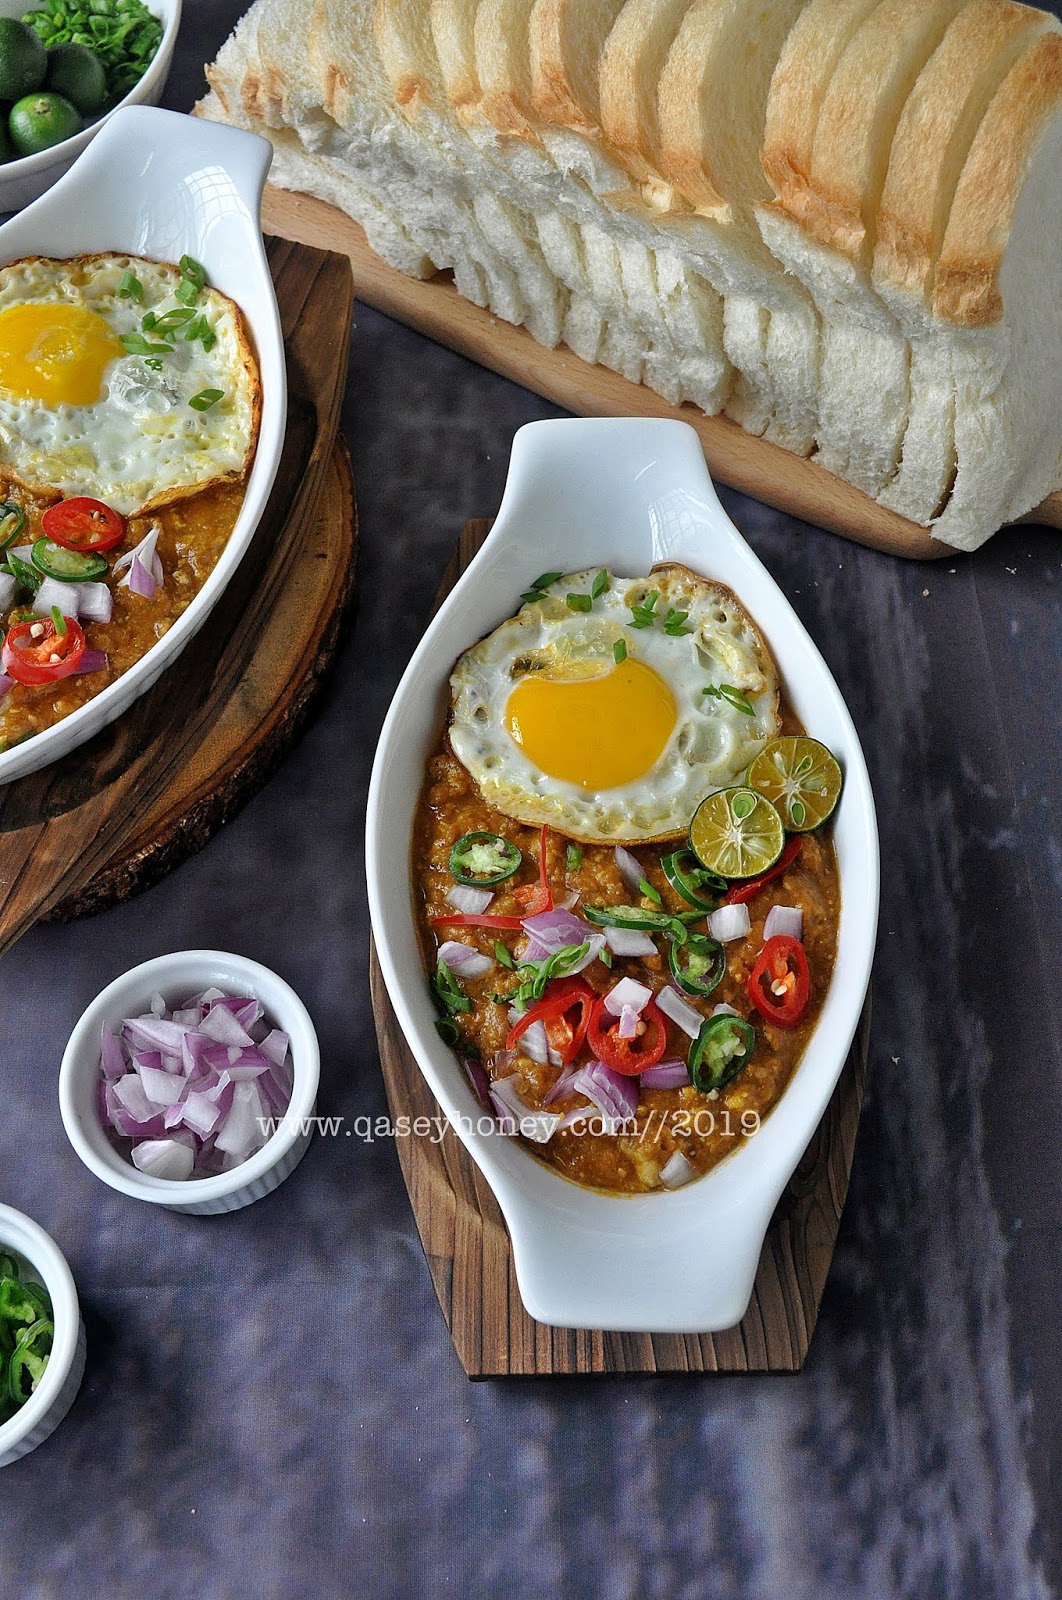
[435, 825, 554, 929]
[507, 976, 595, 1065]
[41, 496, 125, 553]
[724, 836, 802, 904]
[586, 995, 667, 1077]
[512, 824, 553, 917]
[1, 615, 85, 686]
[747, 934, 810, 1029]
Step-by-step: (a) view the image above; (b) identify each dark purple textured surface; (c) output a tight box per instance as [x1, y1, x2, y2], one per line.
[0, 5, 1059, 1596]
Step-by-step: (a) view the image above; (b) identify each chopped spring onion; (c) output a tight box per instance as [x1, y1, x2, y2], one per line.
[764, 905, 803, 941]
[117, 271, 142, 301]
[189, 389, 224, 411]
[708, 902, 752, 943]
[612, 638, 627, 664]
[628, 589, 659, 629]
[702, 683, 756, 716]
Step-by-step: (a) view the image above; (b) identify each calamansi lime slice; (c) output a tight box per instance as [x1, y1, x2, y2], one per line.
[689, 788, 785, 880]
[746, 736, 842, 832]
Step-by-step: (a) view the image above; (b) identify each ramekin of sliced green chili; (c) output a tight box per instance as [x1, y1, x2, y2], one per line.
[0, 1252, 53, 1423]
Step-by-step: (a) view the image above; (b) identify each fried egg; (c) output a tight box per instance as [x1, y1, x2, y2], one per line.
[448, 565, 781, 842]
[0, 252, 260, 516]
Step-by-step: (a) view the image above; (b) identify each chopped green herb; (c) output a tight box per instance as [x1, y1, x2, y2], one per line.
[531, 571, 563, 591]
[703, 683, 756, 717]
[565, 592, 592, 613]
[189, 389, 224, 411]
[566, 843, 583, 873]
[144, 358, 164, 371]
[613, 638, 627, 664]
[599, 947, 613, 968]
[151, 307, 197, 331]
[512, 941, 592, 1008]
[141, 311, 157, 330]
[663, 607, 692, 636]
[432, 959, 472, 1019]
[117, 271, 142, 302]
[24, 0, 165, 102]
[638, 877, 663, 908]
[629, 589, 659, 629]
[50, 606, 67, 636]
[435, 1017, 460, 1045]
[179, 255, 207, 290]
[591, 569, 609, 600]
[493, 941, 515, 970]
[120, 333, 173, 357]
[175, 278, 199, 307]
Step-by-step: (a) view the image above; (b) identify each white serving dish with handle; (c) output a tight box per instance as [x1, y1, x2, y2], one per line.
[367, 417, 879, 1334]
[0, 0, 181, 214]
[0, 103, 285, 784]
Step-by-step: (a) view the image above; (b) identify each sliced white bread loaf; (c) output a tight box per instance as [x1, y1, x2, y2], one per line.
[758, 0, 971, 500]
[925, 31, 1062, 546]
[874, 0, 1056, 520]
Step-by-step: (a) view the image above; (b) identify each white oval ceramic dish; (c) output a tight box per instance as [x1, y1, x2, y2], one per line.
[0, 1203, 85, 1468]
[0, 103, 285, 784]
[0, 0, 181, 214]
[367, 418, 879, 1334]
[58, 950, 320, 1215]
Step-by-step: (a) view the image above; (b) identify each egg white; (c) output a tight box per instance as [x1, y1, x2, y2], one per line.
[448, 565, 781, 843]
[0, 252, 259, 516]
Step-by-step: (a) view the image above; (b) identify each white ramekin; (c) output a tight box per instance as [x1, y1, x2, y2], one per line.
[58, 950, 320, 1215]
[0, 0, 181, 213]
[0, 1204, 86, 1468]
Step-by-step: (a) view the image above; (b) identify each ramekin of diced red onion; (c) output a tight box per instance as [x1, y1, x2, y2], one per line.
[58, 951, 320, 1214]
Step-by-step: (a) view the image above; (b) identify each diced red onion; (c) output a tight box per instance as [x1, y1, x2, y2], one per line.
[618, 1004, 640, 1040]
[602, 925, 658, 958]
[557, 890, 580, 911]
[517, 1018, 550, 1064]
[541, 1063, 579, 1105]
[445, 883, 493, 915]
[519, 907, 593, 961]
[764, 905, 803, 941]
[557, 1105, 595, 1131]
[614, 845, 645, 894]
[0, 572, 15, 611]
[640, 1059, 691, 1089]
[137, 1063, 186, 1106]
[100, 1022, 126, 1080]
[116, 527, 163, 592]
[126, 552, 157, 599]
[570, 1061, 639, 1129]
[462, 1055, 493, 1113]
[72, 649, 108, 676]
[199, 1004, 255, 1048]
[489, 1091, 519, 1136]
[489, 1076, 561, 1143]
[655, 985, 703, 1039]
[9, 546, 32, 563]
[0, 672, 14, 702]
[660, 1150, 696, 1190]
[708, 902, 751, 943]
[131, 1137, 195, 1181]
[32, 577, 113, 626]
[437, 940, 494, 979]
[97, 988, 294, 1179]
[603, 975, 652, 1016]
[712, 1002, 741, 1019]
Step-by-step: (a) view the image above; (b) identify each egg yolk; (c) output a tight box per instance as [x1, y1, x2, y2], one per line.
[0, 302, 124, 407]
[505, 659, 677, 790]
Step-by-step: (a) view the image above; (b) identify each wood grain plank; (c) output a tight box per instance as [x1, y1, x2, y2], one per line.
[368, 518, 870, 1376]
[0, 239, 354, 957]
[262, 184, 1062, 559]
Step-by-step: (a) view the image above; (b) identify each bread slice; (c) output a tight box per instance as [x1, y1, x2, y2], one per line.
[927, 30, 1062, 545]
[871, 0, 1057, 521]
[528, 0, 629, 136]
[757, 0, 970, 498]
[597, 0, 697, 185]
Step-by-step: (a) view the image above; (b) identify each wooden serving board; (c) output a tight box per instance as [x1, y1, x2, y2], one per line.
[262, 184, 1062, 562]
[369, 518, 870, 1378]
[0, 237, 355, 957]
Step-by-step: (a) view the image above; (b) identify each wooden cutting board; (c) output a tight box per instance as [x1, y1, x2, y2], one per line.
[369, 517, 870, 1377]
[262, 184, 1062, 562]
[0, 237, 355, 957]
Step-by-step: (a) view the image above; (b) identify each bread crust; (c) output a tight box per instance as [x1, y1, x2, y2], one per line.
[935, 28, 1062, 324]
[874, 0, 1055, 302]
[374, 0, 437, 115]
[760, 0, 882, 207]
[528, 0, 626, 136]
[597, 0, 695, 183]
[432, 0, 483, 114]
[475, 0, 541, 138]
